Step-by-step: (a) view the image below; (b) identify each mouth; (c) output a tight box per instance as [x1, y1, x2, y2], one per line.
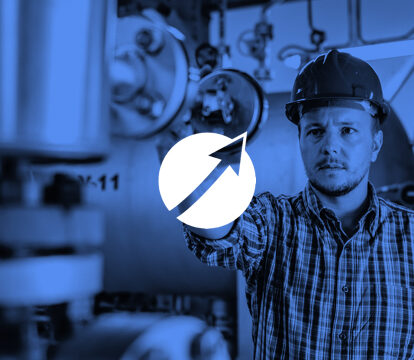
[318, 164, 346, 170]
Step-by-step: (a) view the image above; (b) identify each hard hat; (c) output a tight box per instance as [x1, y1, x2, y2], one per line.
[285, 49, 389, 125]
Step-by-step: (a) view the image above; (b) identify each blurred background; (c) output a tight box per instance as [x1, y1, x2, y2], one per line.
[0, 0, 413, 359]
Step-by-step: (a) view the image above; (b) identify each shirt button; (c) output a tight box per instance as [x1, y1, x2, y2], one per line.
[338, 332, 347, 341]
[342, 285, 349, 293]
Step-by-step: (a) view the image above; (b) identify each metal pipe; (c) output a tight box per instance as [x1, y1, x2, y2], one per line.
[356, 0, 414, 45]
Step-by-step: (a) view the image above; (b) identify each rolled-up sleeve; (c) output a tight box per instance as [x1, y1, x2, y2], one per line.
[183, 192, 276, 279]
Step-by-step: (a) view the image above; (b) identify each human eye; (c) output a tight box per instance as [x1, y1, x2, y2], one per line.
[307, 128, 324, 137]
[341, 127, 356, 135]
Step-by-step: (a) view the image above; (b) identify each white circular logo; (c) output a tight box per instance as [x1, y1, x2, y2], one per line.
[158, 132, 256, 229]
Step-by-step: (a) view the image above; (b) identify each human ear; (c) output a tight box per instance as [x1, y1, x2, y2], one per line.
[371, 130, 383, 162]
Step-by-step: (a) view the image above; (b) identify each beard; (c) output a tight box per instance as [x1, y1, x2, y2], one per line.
[308, 168, 368, 197]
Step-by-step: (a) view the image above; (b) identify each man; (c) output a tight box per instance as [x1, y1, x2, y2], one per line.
[183, 50, 414, 359]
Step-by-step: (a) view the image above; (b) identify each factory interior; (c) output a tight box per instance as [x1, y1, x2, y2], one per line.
[0, 0, 413, 359]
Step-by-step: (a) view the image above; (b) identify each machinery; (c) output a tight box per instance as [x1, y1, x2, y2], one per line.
[377, 182, 414, 209]
[0, 1, 113, 358]
[191, 69, 268, 152]
[55, 314, 231, 360]
[110, 9, 268, 147]
[110, 10, 197, 139]
[0, 1, 268, 359]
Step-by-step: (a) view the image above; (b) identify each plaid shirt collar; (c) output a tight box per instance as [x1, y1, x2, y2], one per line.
[302, 181, 384, 237]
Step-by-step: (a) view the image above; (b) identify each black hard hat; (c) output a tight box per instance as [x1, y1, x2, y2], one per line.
[285, 49, 389, 125]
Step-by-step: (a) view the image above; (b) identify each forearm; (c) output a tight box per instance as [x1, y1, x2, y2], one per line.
[183, 192, 273, 277]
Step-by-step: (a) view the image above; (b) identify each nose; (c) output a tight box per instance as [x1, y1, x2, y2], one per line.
[321, 130, 339, 155]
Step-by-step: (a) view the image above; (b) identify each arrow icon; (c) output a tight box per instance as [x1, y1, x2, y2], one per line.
[175, 132, 247, 215]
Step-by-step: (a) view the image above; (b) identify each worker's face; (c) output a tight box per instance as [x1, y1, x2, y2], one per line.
[298, 106, 383, 196]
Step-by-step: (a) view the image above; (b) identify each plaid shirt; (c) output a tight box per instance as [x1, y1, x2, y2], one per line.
[184, 182, 414, 359]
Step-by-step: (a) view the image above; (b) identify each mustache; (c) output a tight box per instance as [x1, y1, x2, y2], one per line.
[317, 159, 347, 169]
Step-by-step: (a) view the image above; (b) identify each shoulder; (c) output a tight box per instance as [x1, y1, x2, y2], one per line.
[378, 196, 414, 222]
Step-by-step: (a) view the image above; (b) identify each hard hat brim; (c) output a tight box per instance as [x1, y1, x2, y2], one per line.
[285, 97, 389, 125]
